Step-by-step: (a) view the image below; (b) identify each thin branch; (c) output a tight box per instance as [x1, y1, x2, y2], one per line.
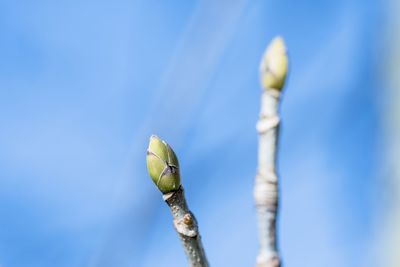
[146, 135, 209, 267]
[163, 186, 209, 267]
[254, 36, 288, 267]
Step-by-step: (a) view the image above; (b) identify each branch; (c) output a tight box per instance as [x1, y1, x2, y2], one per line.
[254, 36, 289, 267]
[146, 135, 209, 267]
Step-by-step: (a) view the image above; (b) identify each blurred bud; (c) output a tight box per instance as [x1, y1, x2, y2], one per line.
[146, 135, 181, 193]
[259, 36, 289, 91]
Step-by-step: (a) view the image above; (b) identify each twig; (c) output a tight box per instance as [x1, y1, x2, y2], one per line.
[146, 135, 209, 267]
[163, 186, 208, 267]
[254, 36, 289, 267]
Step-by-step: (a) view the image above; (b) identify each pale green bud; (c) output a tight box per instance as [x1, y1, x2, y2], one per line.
[259, 36, 289, 91]
[146, 135, 180, 193]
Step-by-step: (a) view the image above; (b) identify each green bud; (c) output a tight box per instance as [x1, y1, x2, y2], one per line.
[146, 135, 181, 193]
[259, 36, 289, 91]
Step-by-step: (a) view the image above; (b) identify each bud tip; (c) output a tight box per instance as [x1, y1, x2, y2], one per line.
[146, 135, 181, 194]
[260, 35, 289, 91]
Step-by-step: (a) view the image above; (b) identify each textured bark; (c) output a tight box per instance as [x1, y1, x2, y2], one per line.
[163, 186, 209, 267]
[254, 88, 281, 267]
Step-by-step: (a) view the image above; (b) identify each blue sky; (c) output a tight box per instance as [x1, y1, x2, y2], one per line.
[0, 0, 387, 266]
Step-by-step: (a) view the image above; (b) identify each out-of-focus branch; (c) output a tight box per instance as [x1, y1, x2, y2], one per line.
[254, 36, 288, 267]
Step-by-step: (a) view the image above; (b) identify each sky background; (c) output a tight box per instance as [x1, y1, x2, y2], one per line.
[0, 0, 392, 267]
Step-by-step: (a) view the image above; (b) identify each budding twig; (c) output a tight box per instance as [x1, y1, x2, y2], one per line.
[146, 135, 209, 267]
[254, 36, 288, 267]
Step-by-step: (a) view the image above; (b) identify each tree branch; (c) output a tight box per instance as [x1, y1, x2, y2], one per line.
[254, 36, 288, 267]
[146, 135, 209, 267]
[163, 186, 209, 267]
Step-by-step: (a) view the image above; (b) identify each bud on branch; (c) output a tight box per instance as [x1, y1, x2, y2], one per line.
[146, 135, 209, 267]
[147, 135, 181, 193]
[254, 36, 289, 267]
[259, 36, 288, 91]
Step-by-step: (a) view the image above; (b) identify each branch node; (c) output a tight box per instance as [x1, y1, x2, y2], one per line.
[173, 212, 199, 238]
[257, 254, 281, 267]
[256, 116, 280, 133]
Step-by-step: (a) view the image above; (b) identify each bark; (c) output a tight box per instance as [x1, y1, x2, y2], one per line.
[163, 186, 209, 267]
[254, 88, 281, 267]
